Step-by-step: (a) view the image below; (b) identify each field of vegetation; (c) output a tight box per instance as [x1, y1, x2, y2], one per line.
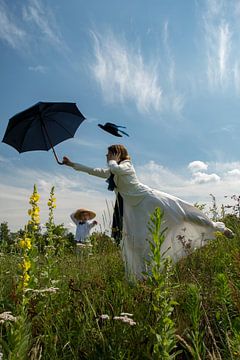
[0, 186, 240, 359]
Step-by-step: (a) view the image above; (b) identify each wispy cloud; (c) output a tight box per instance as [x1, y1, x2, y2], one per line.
[202, 0, 240, 93]
[22, 0, 68, 52]
[0, 0, 26, 49]
[91, 30, 163, 113]
[91, 29, 185, 114]
[204, 1, 231, 89]
[28, 64, 47, 73]
[0, 0, 69, 57]
[162, 21, 185, 113]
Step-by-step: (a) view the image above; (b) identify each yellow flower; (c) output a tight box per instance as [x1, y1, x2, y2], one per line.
[47, 201, 52, 207]
[33, 194, 40, 202]
[23, 273, 30, 287]
[25, 238, 32, 250]
[19, 240, 25, 248]
[28, 209, 32, 216]
[23, 258, 31, 271]
[52, 204, 56, 208]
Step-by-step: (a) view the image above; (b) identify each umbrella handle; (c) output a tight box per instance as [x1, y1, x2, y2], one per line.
[51, 146, 63, 165]
[40, 118, 63, 164]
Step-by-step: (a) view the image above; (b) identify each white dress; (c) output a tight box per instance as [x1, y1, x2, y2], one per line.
[71, 160, 228, 279]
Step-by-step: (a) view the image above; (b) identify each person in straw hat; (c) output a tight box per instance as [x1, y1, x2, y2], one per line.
[70, 208, 97, 244]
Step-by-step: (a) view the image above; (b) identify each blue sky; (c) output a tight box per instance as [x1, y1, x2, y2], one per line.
[1, 0, 240, 232]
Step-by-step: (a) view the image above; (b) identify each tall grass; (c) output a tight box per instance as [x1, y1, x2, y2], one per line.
[0, 188, 240, 359]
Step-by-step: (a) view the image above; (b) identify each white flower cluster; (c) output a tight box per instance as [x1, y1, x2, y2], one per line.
[0, 311, 17, 324]
[24, 287, 59, 294]
[99, 312, 136, 326]
[114, 313, 136, 326]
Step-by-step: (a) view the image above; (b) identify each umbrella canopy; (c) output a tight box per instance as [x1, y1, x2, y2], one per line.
[2, 101, 85, 164]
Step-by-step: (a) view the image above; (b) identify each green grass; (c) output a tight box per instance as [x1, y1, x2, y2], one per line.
[1, 218, 240, 359]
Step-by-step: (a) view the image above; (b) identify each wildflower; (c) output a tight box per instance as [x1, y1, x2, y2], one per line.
[30, 193, 40, 203]
[120, 312, 133, 317]
[23, 258, 31, 271]
[19, 237, 32, 250]
[99, 314, 110, 320]
[113, 315, 137, 326]
[22, 273, 30, 288]
[0, 311, 17, 324]
[24, 287, 59, 294]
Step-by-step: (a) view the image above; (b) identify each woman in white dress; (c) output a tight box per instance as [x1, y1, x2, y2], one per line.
[62, 144, 233, 279]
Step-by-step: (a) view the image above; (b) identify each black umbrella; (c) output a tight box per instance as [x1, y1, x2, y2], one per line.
[2, 101, 85, 164]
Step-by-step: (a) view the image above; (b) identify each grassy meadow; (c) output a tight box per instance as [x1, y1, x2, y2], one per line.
[0, 187, 240, 359]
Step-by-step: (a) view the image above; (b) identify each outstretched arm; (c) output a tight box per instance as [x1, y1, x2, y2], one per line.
[62, 156, 110, 179]
[70, 212, 78, 225]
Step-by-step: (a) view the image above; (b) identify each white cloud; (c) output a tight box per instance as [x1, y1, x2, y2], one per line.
[226, 168, 240, 178]
[137, 160, 185, 190]
[91, 30, 163, 113]
[202, 0, 240, 94]
[204, 16, 231, 88]
[161, 21, 185, 114]
[91, 29, 185, 115]
[0, 0, 26, 49]
[191, 171, 221, 184]
[22, 0, 68, 52]
[188, 160, 208, 172]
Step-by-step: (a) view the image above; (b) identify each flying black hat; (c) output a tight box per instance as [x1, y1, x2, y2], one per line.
[98, 122, 129, 137]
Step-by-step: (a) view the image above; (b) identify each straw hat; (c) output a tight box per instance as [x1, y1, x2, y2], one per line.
[74, 208, 96, 220]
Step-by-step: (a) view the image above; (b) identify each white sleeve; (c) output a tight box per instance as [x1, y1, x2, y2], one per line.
[71, 162, 110, 179]
[108, 160, 132, 175]
[70, 213, 78, 225]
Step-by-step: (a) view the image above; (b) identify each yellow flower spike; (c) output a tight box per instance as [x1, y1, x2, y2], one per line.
[23, 259, 31, 271]
[23, 273, 30, 287]
[19, 240, 25, 248]
[33, 194, 40, 202]
[25, 238, 32, 250]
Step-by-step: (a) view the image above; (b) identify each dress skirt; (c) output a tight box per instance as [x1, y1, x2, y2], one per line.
[120, 189, 225, 279]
